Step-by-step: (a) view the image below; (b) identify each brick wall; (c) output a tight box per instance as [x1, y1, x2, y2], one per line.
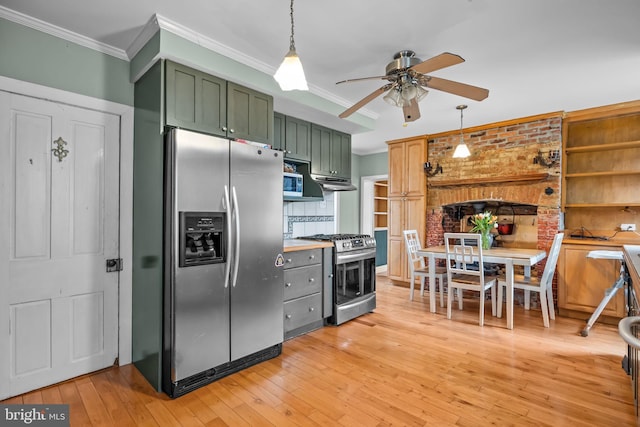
[425, 113, 563, 304]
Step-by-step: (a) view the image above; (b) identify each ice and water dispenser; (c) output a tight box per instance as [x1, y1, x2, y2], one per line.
[179, 212, 225, 267]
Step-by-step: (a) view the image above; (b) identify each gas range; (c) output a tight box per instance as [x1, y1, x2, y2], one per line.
[298, 234, 376, 253]
[297, 233, 376, 325]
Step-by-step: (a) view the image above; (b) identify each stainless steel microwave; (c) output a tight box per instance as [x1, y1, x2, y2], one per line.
[283, 172, 303, 198]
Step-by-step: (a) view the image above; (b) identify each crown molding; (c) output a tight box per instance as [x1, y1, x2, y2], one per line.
[128, 14, 378, 121]
[0, 5, 128, 61]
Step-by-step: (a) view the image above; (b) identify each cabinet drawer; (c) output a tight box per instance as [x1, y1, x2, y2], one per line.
[284, 293, 322, 332]
[284, 265, 322, 300]
[283, 249, 322, 269]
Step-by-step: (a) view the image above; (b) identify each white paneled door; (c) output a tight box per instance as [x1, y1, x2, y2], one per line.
[0, 92, 120, 399]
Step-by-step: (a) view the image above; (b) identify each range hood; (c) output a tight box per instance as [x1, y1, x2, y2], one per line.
[311, 175, 357, 192]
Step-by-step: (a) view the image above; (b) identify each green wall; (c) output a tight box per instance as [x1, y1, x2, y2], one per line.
[0, 18, 133, 106]
[339, 151, 388, 233]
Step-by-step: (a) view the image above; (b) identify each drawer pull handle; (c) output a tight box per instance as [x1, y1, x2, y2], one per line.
[285, 282, 292, 287]
[286, 314, 292, 319]
[286, 258, 292, 263]
[309, 307, 315, 312]
[309, 278, 315, 282]
[309, 255, 315, 260]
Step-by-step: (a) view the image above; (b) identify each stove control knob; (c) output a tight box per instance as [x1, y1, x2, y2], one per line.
[342, 242, 351, 249]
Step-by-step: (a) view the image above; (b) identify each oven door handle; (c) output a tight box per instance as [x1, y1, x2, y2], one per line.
[336, 250, 376, 264]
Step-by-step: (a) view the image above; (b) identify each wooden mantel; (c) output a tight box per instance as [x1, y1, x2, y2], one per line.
[428, 172, 550, 188]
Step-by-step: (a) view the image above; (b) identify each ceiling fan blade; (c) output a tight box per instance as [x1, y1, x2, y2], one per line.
[338, 84, 393, 118]
[336, 75, 391, 85]
[402, 98, 421, 122]
[424, 76, 489, 101]
[409, 52, 465, 75]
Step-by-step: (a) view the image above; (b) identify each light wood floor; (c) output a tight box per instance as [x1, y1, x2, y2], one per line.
[3, 275, 635, 426]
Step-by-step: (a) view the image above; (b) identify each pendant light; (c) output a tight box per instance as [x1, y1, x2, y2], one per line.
[274, 0, 308, 91]
[453, 104, 471, 158]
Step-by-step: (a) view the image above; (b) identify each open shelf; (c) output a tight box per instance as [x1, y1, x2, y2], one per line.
[565, 139, 640, 153]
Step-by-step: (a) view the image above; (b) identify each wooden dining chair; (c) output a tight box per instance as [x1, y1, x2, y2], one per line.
[497, 232, 564, 327]
[444, 233, 497, 326]
[403, 230, 447, 305]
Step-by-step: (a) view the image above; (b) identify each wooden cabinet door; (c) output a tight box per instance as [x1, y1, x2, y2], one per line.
[405, 139, 426, 196]
[387, 196, 425, 283]
[387, 143, 406, 197]
[558, 245, 624, 318]
[227, 82, 273, 144]
[285, 116, 311, 161]
[310, 123, 332, 174]
[165, 61, 226, 137]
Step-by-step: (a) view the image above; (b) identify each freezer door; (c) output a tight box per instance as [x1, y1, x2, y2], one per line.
[229, 142, 284, 360]
[168, 129, 231, 381]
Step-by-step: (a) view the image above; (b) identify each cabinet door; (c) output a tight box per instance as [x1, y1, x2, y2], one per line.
[165, 61, 226, 137]
[285, 116, 311, 161]
[387, 196, 424, 283]
[273, 112, 285, 151]
[227, 82, 274, 144]
[558, 245, 624, 317]
[310, 124, 332, 175]
[331, 130, 351, 179]
[405, 139, 426, 196]
[387, 143, 406, 197]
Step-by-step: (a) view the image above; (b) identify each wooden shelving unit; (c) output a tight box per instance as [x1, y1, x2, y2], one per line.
[374, 181, 388, 230]
[562, 106, 640, 216]
[558, 100, 640, 322]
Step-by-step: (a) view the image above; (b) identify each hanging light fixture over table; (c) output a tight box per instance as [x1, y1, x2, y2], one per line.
[453, 104, 471, 158]
[274, 0, 308, 91]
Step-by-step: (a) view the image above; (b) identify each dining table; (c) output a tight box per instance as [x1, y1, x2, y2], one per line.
[416, 245, 547, 329]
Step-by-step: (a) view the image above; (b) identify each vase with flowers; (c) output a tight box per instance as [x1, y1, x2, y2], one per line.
[470, 211, 498, 249]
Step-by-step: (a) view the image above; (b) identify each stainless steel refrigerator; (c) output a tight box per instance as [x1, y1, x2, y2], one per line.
[162, 128, 284, 397]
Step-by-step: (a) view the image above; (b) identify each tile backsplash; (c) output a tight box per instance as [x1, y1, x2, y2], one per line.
[283, 192, 335, 239]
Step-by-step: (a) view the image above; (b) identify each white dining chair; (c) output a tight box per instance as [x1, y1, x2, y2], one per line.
[444, 233, 497, 326]
[403, 230, 447, 305]
[497, 232, 564, 327]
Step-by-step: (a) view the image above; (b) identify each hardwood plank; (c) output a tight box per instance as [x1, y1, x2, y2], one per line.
[1, 275, 635, 426]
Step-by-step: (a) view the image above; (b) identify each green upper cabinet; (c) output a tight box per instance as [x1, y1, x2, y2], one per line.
[165, 60, 273, 145]
[332, 130, 351, 179]
[272, 112, 285, 152]
[311, 124, 352, 179]
[227, 82, 273, 144]
[310, 124, 332, 176]
[165, 60, 226, 137]
[284, 116, 311, 161]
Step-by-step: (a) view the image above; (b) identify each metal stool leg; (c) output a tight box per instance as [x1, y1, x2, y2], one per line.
[581, 272, 626, 337]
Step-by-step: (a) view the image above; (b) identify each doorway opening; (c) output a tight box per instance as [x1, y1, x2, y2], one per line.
[360, 174, 388, 274]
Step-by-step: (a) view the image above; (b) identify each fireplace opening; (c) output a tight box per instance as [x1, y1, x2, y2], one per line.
[442, 201, 539, 249]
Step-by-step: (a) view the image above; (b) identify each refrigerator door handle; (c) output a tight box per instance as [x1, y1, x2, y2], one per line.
[231, 186, 241, 288]
[223, 185, 232, 288]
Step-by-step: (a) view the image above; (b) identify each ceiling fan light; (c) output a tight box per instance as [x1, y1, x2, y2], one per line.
[274, 49, 308, 91]
[415, 85, 428, 102]
[453, 142, 471, 158]
[400, 83, 417, 102]
[383, 87, 402, 107]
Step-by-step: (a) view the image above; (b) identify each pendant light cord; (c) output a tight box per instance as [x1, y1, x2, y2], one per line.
[289, 0, 296, 51]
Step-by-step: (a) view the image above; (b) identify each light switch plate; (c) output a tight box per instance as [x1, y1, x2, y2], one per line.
[621, 224, 636, 231]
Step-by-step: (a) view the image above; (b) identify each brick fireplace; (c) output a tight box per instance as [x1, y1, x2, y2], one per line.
[424, 112, 563, 303]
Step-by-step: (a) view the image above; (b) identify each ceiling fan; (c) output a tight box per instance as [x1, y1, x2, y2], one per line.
[337, 50, 489, 122]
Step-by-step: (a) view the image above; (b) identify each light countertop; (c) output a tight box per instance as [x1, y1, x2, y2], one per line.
[283, 239, 333, 253]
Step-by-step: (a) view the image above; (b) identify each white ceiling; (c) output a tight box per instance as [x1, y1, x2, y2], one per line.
[2, 0, 640, 155]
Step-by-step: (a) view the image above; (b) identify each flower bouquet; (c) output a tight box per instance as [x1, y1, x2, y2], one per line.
[470, 211, 498, 249]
